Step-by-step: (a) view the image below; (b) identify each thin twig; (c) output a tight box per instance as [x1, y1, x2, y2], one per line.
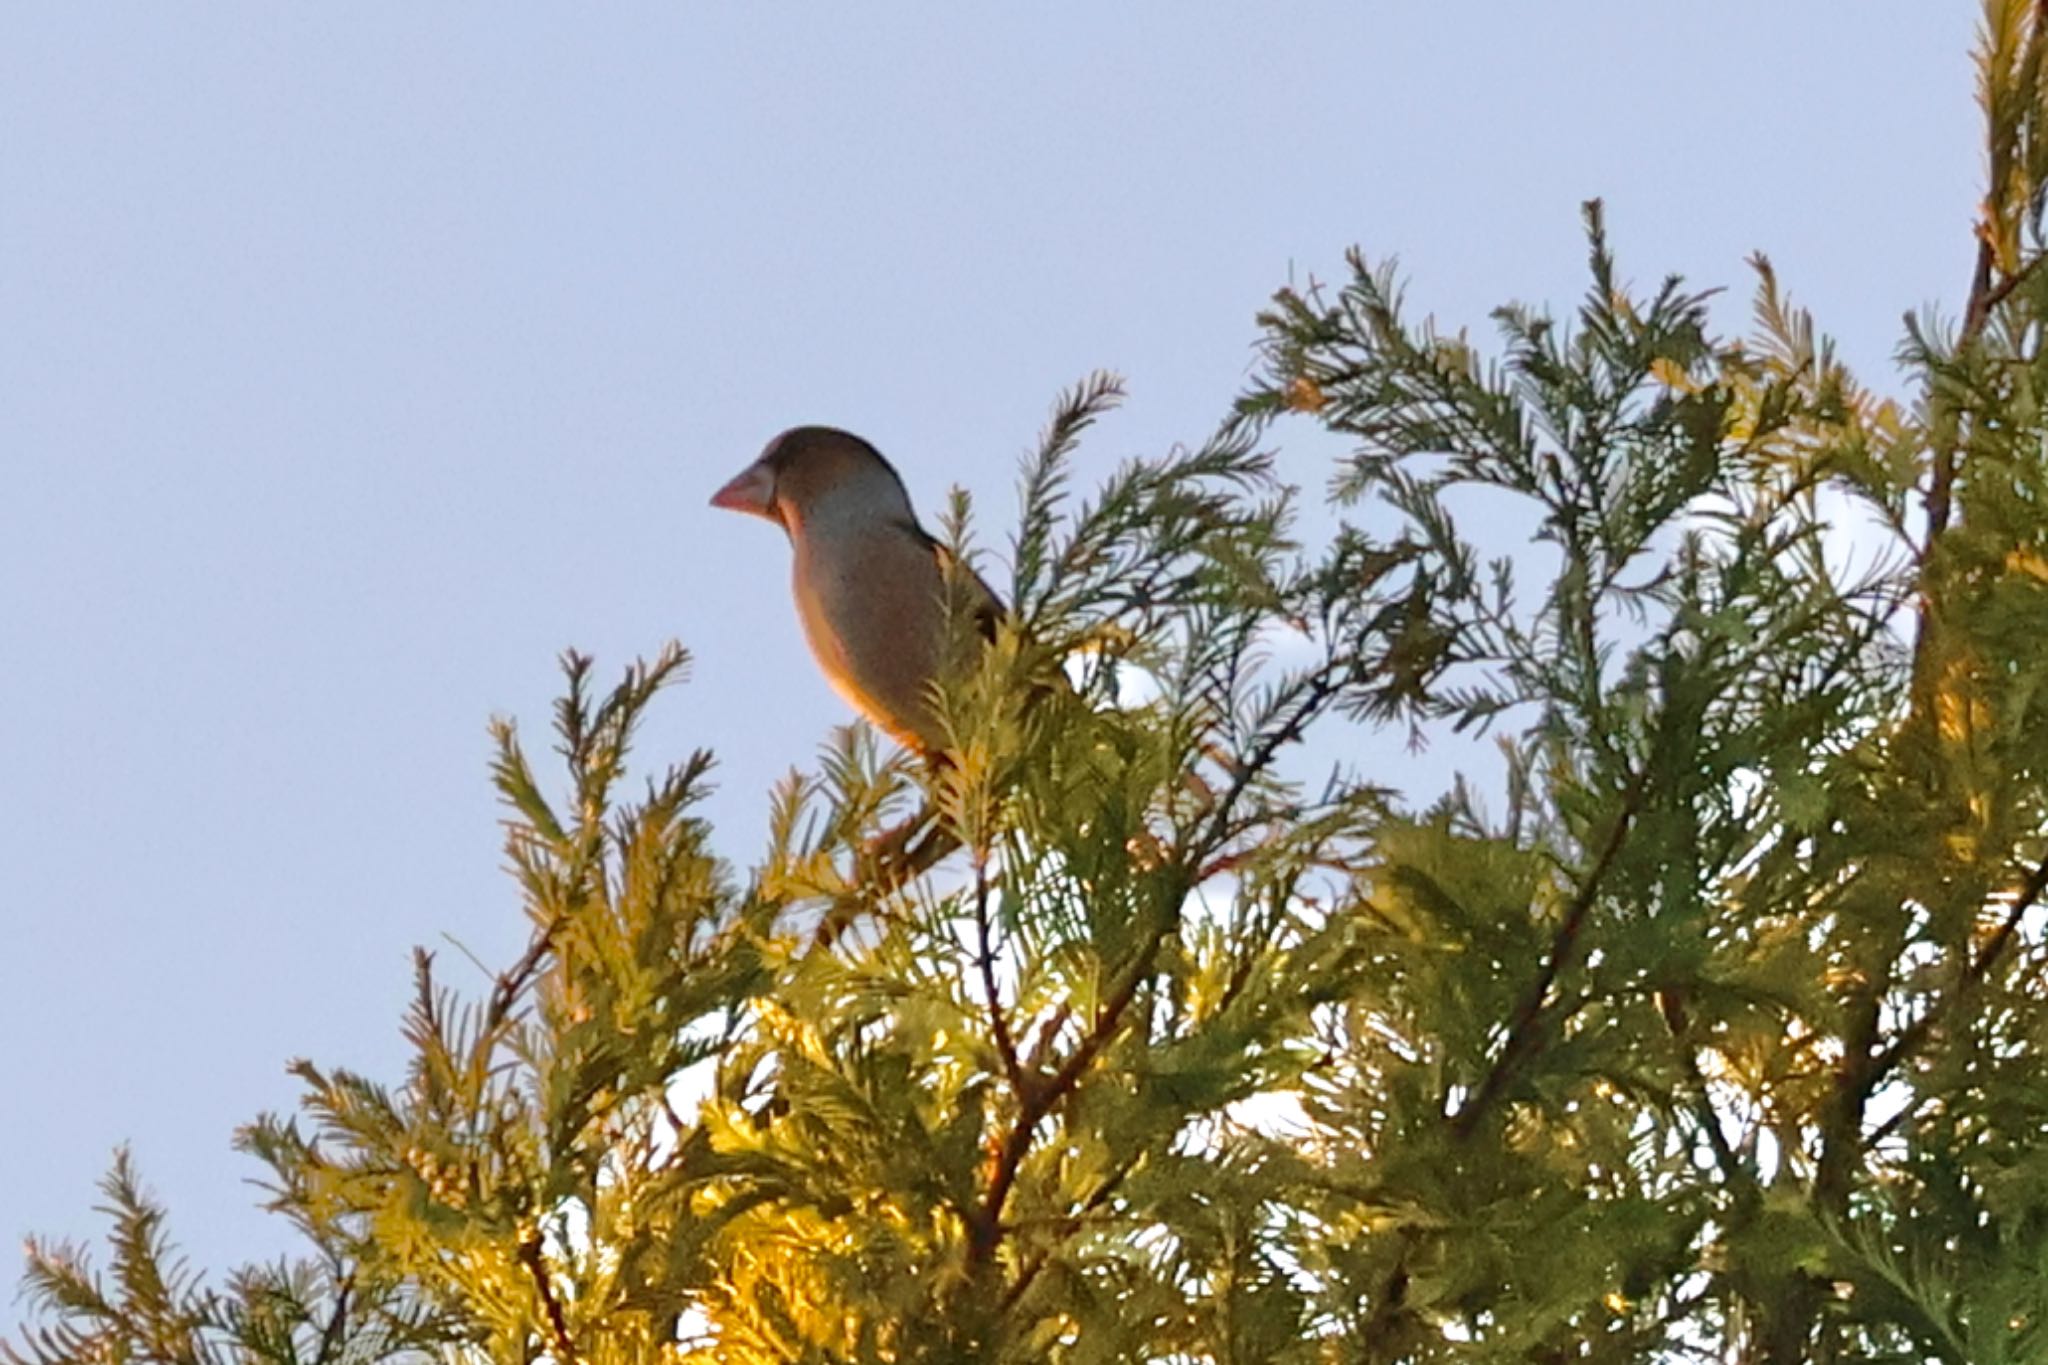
[1450, 765, 1649, 1139]
[488, 913, 569, 1034]
[1020, 1002, 1072, 1075]
[1915, 204, 2008, 729]
[858, 803, 960, 887]
[312, 1270, 353, 1365]
[1971, 245, 2047, 322]
[973, 853, 1026, 1092]
[969, 892, 1179, 1266]
[1918, 185, 2027, 669]
[518, 1232, 578, 1365]
[1191, 667, 1343, 858]
[999, 1155, 1138, 1312]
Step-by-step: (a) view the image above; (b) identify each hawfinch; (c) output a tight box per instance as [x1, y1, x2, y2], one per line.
[710, 426, 1001, 759]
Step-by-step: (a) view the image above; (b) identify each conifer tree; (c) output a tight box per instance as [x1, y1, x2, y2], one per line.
[13, 5, 2048, 1361]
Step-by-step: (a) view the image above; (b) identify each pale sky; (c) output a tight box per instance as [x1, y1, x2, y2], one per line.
[0, 3, 1978, 1324]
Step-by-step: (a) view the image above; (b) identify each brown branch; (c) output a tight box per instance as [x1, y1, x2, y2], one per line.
[1020, 1002, 1073, 1076]
[1867, 835, 2041, 1137]
[859, 802, 961, 887]
[998, 1155, 1138, 1312]
[1920, 193, 2040, 665]
[1922, 188, 2021, 598]
[1661, 993, 1755, 1197]
[972, 854, 1026, 1092]
[1861, 1087, 1924, 1155]
[518, 1232, 577, 1365]
[968, 896, 1179, 1266]
[966, 664, 1343, 1268]
[1779, 135, 2043, 1344]
[1859, 852, 2048, 1107]
[1194, 668, 1342, 857]
[1922, 229, 1992, 550]
[1959, 223, 2000, 350]
[1359, 1256, 1416, 1363]
[1971, 245, 2047, 324]
[816, 805, 966, 946]
[488, 912, 568, 1034]
[1450, 766, 1649, 1139]
[312, 1271, 353, 1365]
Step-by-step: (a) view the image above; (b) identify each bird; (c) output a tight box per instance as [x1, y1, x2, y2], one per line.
[713, 425, 1212, 899]
[709, 425, 1003, 760]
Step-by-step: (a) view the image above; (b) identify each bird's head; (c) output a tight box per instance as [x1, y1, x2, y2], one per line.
[710, 426, 915, 535]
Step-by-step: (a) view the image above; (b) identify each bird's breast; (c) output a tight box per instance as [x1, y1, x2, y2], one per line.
[790, 527, 950, 752]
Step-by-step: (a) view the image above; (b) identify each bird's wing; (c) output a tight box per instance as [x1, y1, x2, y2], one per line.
[902, 520, 1004, 642]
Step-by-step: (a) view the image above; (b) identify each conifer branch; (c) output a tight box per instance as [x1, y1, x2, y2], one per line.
[1369, 760, 1658, 1357]
[970, 662, 1343, 1269]
[1762, 24, 2048, 1352]
[856, 805, 960, 893]
[1197, 668, 1343, 855]
[1859, 852, 2048, 1112]
[1924, 230, 1999, 551]
[1666, 1006, 1754, 1195]
[1928, 0, 2048, 544]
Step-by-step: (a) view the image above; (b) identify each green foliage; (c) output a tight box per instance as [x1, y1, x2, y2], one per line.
[14, 5, 2048, 1361]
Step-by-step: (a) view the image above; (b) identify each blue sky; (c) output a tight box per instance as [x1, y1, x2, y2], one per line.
[0, 3, 1978, 1323]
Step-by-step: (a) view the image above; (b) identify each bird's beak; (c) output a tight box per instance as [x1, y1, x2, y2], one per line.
[709, 460, 776, 519]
